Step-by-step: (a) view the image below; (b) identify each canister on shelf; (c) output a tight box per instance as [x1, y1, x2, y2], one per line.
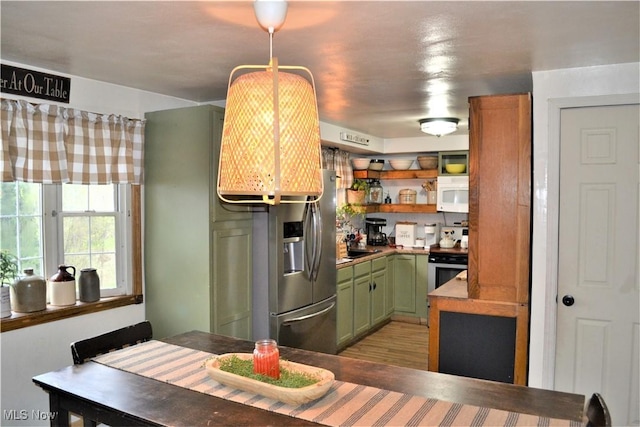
[398, 189, 417, 204]
[368, 179, 383, 204]
[79, 268, 101, 302]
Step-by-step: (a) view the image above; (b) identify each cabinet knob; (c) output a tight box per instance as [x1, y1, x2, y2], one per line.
[562, 295, 575, 307]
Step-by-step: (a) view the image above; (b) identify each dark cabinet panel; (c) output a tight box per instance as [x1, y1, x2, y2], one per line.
[439, 311, 516, 383]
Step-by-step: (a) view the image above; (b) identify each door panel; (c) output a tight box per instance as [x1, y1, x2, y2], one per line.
[556, 104, 639, 426]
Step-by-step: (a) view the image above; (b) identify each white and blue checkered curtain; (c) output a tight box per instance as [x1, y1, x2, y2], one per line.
[1, 99, 144, 184]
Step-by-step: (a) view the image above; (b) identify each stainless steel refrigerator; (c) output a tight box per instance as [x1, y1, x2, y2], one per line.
[263, 170, 337, 354]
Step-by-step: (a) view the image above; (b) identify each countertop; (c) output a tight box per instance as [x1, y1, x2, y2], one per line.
[336, 244, 468, 268]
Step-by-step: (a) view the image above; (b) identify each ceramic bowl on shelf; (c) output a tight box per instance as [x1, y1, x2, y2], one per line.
[368, 159, 384, 171]
[351, 158, 371, 170]
[445, 163, 466, 174]
[417, 156, 438, 170]
[389, 159, 413, 170]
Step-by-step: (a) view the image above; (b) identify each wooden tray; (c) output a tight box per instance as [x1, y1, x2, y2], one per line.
[204, 353, 334, 405]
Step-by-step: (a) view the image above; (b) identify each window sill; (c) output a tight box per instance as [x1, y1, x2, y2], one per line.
[0, 295, 143, 333]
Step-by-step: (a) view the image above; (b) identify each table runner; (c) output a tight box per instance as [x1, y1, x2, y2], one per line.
[94, 340, 581, 427]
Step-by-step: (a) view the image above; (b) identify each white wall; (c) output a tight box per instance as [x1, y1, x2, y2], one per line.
[0, 61, 197, 426]
[529, 62, 640, 388]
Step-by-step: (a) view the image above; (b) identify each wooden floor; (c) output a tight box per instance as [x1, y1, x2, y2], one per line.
[338, 321, 429, 371]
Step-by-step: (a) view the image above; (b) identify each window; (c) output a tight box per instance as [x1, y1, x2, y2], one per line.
[1, 182, 133, 297]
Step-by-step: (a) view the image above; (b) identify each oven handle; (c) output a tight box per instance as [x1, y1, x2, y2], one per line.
[281, 303, 335, 326]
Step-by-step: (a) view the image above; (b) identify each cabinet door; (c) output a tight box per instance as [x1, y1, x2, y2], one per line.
[394, 255, 416, 314]
[337, 267, 354, 347]
[371, 267, 386, 325]
[209, 107, 253, 222]
[415, 255, 428, 318]
[353, 262, 371, 336]
[386, 255, 395, 316]
[211, 221, 252, 340]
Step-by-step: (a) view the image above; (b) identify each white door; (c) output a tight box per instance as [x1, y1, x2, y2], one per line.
[555, 104, 639, 426]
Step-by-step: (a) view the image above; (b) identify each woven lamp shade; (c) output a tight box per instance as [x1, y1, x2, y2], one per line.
[217, 61, 323, 205]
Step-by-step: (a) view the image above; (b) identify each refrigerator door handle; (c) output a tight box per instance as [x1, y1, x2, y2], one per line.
[303, 203, 314, 280]
[312, 200, 323, 281]
[281, 302, 335, 326]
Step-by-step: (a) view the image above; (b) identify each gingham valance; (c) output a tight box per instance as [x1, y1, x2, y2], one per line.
[0, 99, 144, 184]
[321, 147, 353, 189]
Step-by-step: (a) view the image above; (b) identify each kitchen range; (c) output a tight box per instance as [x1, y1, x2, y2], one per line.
[426, 226, 469, 319]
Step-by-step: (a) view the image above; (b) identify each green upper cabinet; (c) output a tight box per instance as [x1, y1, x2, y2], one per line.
[208, 107, 252, 222]
[144, 105, 253, 340]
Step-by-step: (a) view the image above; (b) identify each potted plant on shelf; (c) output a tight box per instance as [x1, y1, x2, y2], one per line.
[346, 179, 370, 206]
[0, 250, 19, 318]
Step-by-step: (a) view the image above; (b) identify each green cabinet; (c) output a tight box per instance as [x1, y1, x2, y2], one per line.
[392, 253, 428, 319]
[370, 257, 387, 325]
[353, 261, 372, 336]
[337, 267, 354, 347]
[211, 222, 252, 338]
[144, 105, 253, 340]
[337, 255, 392, 348]
[386, 255, 396, 316]
[394, 254, 416, 313]
[415, 255, 428, 318]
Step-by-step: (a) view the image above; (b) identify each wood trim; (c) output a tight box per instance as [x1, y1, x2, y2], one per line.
[131, 185, 143, 297]
[0, 295, 142, 332]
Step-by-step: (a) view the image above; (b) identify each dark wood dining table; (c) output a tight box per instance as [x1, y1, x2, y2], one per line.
[33, 330, 586, 426]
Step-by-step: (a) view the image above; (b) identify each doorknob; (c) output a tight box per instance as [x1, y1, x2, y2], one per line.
[562, 295, 575, 306]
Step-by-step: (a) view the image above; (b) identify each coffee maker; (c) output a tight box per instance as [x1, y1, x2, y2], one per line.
[366, 217, 388, 246]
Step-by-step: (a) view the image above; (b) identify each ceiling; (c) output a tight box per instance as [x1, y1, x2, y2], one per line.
[1, 1, 638, 139]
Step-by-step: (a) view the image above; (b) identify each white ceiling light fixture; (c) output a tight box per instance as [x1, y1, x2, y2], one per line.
[217, 0, 323, 205]
[419, 117, 459, 137]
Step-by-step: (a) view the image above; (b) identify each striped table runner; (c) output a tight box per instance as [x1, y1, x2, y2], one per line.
[93, 341, 581, 427]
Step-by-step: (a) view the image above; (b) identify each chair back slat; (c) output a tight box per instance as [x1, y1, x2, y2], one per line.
[586, 393, 612, 427]
[71, 320, 153, 364]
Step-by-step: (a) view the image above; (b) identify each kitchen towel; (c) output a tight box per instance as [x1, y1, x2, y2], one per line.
[93, 340, 581, 427]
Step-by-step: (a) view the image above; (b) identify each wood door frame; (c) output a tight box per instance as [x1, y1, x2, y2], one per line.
[541, 93, 640, 388]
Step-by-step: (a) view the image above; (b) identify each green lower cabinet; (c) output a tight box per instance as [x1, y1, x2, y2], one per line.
[211, 220, 253, 340]
[415, 255, 429, 318]
[370, 257, 387, 326]
[386, 255, 395, 316]
[337, 267, 354, 347]
[394, 254, 416, 314]
[353, 261, 372, 336]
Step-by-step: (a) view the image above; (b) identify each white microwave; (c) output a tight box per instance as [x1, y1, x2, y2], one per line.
[437, 175, 469, 213]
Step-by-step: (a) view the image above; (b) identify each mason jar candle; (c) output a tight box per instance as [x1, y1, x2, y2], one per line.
[253, 339, 280, 379]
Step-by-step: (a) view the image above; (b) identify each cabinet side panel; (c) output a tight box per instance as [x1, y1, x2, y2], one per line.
[468, 94, 532, 303]
[144, 106, 213, 338]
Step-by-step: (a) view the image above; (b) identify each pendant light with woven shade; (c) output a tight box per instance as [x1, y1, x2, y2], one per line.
[217, 0, 323, 205]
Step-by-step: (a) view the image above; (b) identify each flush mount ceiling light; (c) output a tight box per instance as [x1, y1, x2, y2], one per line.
[217, 0, 323, 205]
[419, 117, 459, 137]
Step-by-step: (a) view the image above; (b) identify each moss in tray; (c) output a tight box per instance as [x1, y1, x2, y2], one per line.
[216, 355, 320, 388]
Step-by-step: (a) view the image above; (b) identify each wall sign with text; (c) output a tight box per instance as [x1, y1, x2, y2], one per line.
[1, 64, 71, 103]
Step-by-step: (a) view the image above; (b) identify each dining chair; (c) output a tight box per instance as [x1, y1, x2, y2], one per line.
[70, 320, 153, 365]
[586, 392, 612, 427]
